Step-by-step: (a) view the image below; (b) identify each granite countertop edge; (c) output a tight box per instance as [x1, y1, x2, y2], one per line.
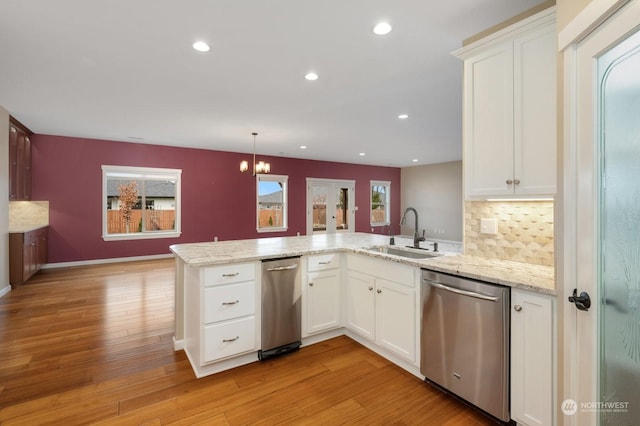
[170, 234, 555, 296]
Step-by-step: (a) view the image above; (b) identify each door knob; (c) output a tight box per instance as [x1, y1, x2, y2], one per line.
[568, 288, 591, 311]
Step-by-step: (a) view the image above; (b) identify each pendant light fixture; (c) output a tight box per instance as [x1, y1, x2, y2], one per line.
[240, 132, 270, 175]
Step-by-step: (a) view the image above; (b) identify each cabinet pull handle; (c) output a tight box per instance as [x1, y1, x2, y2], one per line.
[222, 336, 239, 342]
[506, 179, 513, 185]
[309, 282, 314, 287]
[222, 272, 239, 277]
[514, 305, 522, 312]
[318, 261, 331, 265]
[368, 286, 374, 291]
[513, 179, 521, 185]
[222, 300, 239, 305]
[376, 289, 382, 294]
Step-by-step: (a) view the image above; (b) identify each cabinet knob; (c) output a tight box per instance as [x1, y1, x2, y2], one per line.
[376, 289, 382, 294]
[368, 286, 373, 291]
[514, 305, 522, 312]
[506, 179, 513, 185]
[309, 282, 314, 287]
[513, 179, 521, 185]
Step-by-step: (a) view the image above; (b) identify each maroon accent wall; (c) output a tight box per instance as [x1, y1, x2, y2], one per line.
[31, 135, 401, 264]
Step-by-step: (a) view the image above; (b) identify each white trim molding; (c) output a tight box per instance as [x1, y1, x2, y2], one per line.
[558, 0, 630, 50]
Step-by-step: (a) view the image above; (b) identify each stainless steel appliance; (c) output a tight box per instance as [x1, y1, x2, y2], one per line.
[421, 270, 510, 422]
[259, 257, 302, 360]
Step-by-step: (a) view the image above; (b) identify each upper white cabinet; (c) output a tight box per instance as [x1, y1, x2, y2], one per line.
[454, 7, 556, 198]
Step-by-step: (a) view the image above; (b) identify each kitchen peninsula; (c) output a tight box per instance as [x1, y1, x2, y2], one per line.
[171, 232, 554, 370]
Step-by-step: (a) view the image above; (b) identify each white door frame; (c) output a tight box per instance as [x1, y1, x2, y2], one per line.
[561, 1, 638, 424]
[305, 178, 355, 235]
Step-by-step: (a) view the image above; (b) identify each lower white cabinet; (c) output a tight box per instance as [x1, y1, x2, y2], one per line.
[510, 289, 555, 426]
[305, 253, 342, 335]
[345, 254, 418, 364]
[184, 262, 259, 373]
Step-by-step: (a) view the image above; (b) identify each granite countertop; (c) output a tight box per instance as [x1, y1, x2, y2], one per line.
[8, 224, 49, 233]
[170, 232, 555, 295]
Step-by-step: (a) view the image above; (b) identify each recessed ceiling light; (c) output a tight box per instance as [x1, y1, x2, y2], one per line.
[412, 158, 419, 162]
[192, 41, 210, 52]
[300, 145, 307, 149]
[304, 72, 319, 81]
[359, 152, 366, 156]
[373, 22, 392, 35]
[398, 114, 409, 119]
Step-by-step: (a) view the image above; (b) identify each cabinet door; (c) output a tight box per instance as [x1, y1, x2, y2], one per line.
[513, 24, 556, 195]
[375, 278, 416, 362]
[8, 125, 32, 201]
[464, 42, 515, 197]
[345, 270, 375, 340]
[511, 289, 554, 426]
[307, 270, 341, 334]
[8, 126, 18, 200]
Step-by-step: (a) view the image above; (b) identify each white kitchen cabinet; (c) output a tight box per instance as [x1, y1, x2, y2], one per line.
[454, 7, 556, 198]
[184, 262, 259, 376]
[375, 278, 416, 361]
[345, 254, 418, 363]
[305, 253, 342, 335]
[511, 288, 555, 426]
[345, 270, 376, 340]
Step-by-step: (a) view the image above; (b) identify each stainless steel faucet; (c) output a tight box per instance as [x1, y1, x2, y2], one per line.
[400, 207, 425, 248]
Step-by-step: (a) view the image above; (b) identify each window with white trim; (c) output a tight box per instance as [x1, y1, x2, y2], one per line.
[257, 174, 288, 232]
[370, 180, 390, 226]
[102, 165, 182, 241]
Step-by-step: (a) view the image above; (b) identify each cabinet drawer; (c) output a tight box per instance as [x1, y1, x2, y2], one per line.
[204, 281, 255, 323]
[307, 253, 340, 272]
[203, 262, 255, 286]
[203, 316, 256, 362]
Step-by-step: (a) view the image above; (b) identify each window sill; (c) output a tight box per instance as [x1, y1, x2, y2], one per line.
[257, 227, 288, 233]
[102, 231, 182, 241]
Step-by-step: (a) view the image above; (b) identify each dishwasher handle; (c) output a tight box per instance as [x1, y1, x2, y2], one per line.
[266, 264, 298, 272]
[427, 281, 499, 302]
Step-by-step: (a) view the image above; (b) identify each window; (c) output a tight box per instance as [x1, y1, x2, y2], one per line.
[370, 180, 390, 226]
[257, 174, 288, 232]
[102, 165, 181, 241]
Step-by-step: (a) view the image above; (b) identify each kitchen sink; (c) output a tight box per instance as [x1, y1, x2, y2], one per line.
[362, 245, 443, 259]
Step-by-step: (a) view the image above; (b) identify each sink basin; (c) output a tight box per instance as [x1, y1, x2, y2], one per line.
[363, 245, 443, 259]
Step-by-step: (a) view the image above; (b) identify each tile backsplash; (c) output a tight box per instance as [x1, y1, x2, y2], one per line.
[9, 201, 50, 229]
[464, 200, 554, 267]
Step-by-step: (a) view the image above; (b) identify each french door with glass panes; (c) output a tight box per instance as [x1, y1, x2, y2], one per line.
[306, 179, 355, 235]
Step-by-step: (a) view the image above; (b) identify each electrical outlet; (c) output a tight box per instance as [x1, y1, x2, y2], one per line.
[480, 218, 498, 235]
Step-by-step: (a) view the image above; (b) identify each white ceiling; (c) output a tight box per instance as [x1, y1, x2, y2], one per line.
[0, 0, 545, 167]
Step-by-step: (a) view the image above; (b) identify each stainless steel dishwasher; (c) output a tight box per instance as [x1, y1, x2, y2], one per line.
[259, 257, 302, 360]
[421, 270, 510, 422]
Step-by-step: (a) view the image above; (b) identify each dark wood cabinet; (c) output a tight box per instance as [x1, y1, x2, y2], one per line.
[9, 118, 32, 201]
[9, 227, 48, 286]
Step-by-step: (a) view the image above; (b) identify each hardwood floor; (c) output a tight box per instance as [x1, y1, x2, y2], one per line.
[0, 259, 497, 425]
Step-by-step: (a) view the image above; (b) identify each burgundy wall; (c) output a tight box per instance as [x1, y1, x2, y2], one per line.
[31, 135, 401, 264]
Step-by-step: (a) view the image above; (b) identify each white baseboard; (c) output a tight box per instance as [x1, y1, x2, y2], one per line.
[42, 253, 174, 269]
[0, 285, 11, 298]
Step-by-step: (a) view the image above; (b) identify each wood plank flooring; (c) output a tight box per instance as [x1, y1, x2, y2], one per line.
[0, 259, 498, 425]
